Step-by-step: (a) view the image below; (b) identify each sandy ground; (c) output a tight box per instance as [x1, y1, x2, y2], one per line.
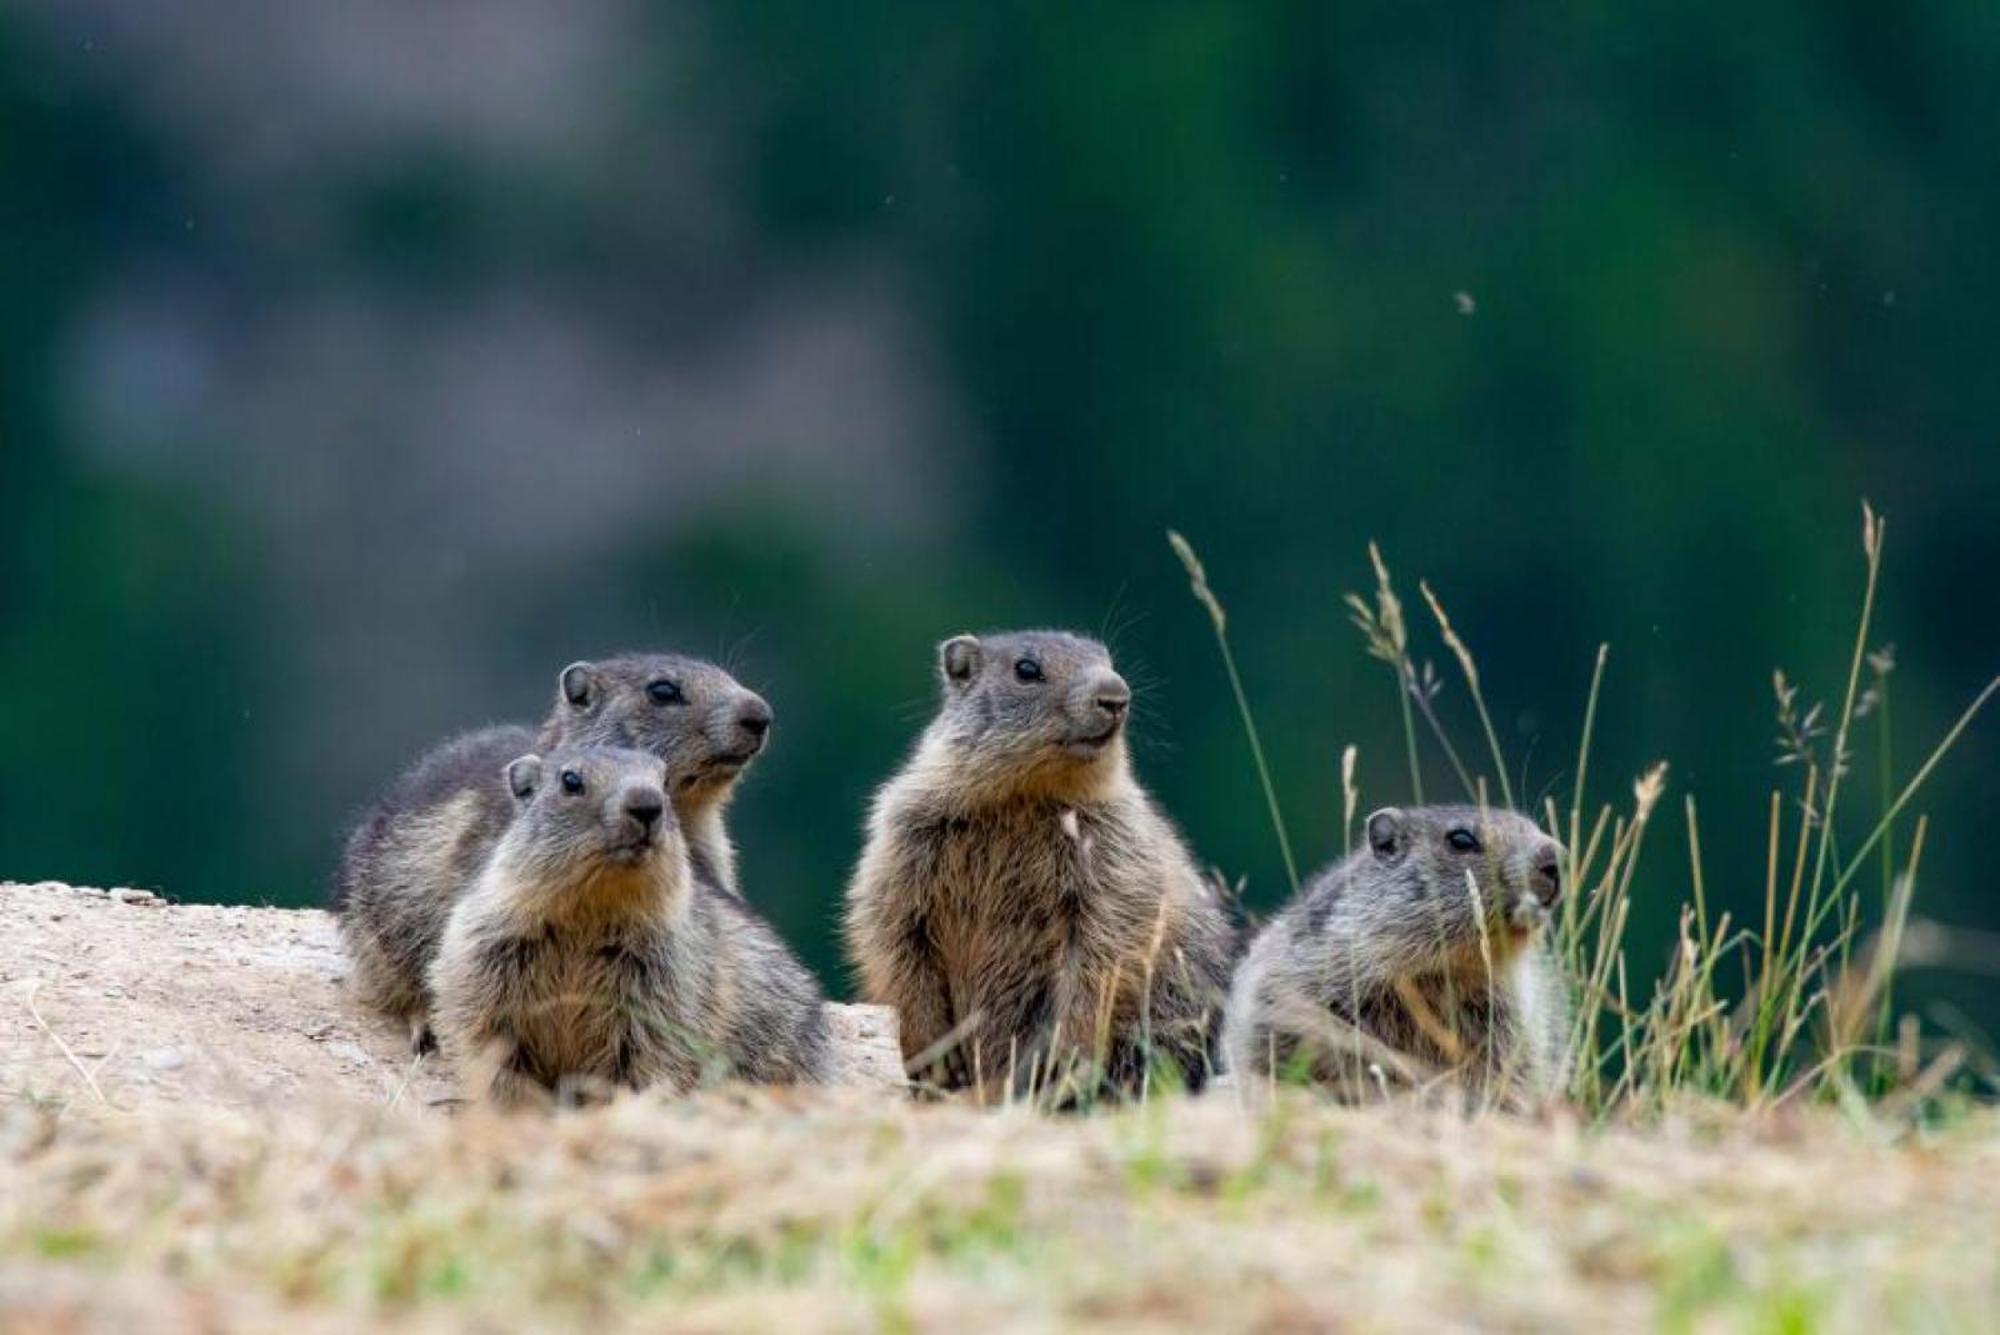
[0, 880, 903, 1110]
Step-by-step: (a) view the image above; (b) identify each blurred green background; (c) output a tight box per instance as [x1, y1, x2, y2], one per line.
[3, 4, 1994, 1029]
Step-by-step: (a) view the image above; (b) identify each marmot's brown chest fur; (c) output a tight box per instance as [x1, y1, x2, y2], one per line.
[917, 803, 1146, 1043]
[851, 779, 1231, 1101]
[470, 919, 695, 1093]
[845, 629, 1237, 1103]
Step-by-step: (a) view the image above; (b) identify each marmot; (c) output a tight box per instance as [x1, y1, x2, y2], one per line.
[845, 630, 1236, 1103]
[335, 653, 773, 1051]
[1222, 805, 1571, 1106]
[428, 745, 828, 1105]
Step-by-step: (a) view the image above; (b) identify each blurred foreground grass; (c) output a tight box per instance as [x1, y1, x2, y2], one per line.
[3, 1088, 1997, 1332]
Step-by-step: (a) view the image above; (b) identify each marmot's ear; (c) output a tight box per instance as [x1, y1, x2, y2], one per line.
[1365, 808, 1408, 863]
[506, 755, 543, 802]
[939, 635, 982, 686]
[559, 661, 598, 709]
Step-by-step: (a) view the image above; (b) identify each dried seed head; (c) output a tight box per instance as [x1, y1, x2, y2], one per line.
[1368, 542, 1409, 655]
[1168, 530, 1226, 636]
[1632, 763, 1668, 823]
[1420, 580, 1479, 691]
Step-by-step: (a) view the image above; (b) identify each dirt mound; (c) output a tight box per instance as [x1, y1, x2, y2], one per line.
[0, 881, 902, 1110]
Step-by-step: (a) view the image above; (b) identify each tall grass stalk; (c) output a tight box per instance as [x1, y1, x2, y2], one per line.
[1824, 674, 1997, 905]
[1752, 505, 1888, 1086]
[1567, 645, 1609, 928]
[1340, 744, 1359, 861]
[1419, 580, 1515, 810]
[1168, 532, 1299, 894]
[1806, 505, 1884, 911]
[1345, 544, 1428, 803]
[1871, 648, 1897, 1045]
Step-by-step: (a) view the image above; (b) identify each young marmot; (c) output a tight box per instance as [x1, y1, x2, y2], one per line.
[335, 653, 773, 1051]
[428, 745, 827, 1105]
[845, 631, 1236, 1102]
[1222, 805, 1571, 1106]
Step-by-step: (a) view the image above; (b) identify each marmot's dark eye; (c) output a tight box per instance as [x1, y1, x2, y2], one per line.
[647, 679, 686, 705]
[560, 770, 586, 795]
[1446, 828, 1481, 854]
[1013, 659, 1044, 683]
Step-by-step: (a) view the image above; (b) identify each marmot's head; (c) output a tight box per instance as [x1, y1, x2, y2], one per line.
[546, 654, 772, 804]
[502, 746, 680, 878]
[1356, 805, 1564, 953]
[928, 630, 1132, 796]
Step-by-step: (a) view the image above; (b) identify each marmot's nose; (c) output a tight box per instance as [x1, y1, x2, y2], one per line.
[1093, 673, 1131, 720]
[623, 789, 665, 831]
[736, 694, 772, 741]
[1530, 852, 1563, 907]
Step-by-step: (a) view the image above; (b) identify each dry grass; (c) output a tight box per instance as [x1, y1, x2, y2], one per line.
[4, 1088, 1997, 1332]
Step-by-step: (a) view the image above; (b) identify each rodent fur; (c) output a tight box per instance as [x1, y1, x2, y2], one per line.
[845, 630, 1236, 1103]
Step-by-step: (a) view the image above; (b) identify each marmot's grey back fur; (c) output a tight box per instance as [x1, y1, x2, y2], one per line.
[428, 745, 827, 1106]
[1222, 805, 1571, 1106]
[335, 654, 773, 1049]
[845, 630, 1236, 1103]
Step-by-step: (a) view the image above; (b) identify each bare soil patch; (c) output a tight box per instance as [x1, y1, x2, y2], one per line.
[0, 880, 902, 1111]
